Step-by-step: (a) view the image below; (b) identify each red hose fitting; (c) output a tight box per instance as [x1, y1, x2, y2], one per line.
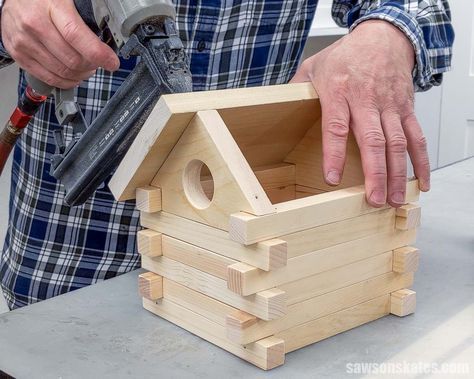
[9, 108, 33, 129]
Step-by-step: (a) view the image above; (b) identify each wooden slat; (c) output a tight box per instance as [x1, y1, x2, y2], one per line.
[295, 185, 327, 199]
[281, 251, 394, 305]
[279, 295, 391, 353]
[142, 255, 286, 321]
[162, 235, 236, 280]
[163, 278, 247, 326]
[143, 298, 285, 370]
[227, 272, 413, 344]
[140, 211, 287, 271]
[229, 180, 420, 245]
[282, 208, 395, 259]
[227, 229, 416, 296]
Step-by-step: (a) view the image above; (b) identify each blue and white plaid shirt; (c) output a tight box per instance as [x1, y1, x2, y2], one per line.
[0, 0, 453, 309]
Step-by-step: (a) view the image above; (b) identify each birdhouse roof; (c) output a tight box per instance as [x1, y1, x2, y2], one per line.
[109, 83, 321, 201]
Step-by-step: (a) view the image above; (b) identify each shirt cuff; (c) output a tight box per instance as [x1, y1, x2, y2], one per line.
[348, 4, 446, 92]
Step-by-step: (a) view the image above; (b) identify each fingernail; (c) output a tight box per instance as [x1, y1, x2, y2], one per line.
[370, 190, 386, 206]
[419, 178, 430, 192]
[326, 171, 341, 185]
[391, 191, 405, 204]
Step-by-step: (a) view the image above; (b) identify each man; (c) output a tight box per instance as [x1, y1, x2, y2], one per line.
[0, 0, 453, 309]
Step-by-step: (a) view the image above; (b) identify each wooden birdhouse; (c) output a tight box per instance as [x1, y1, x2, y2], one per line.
[109, 83, 421, 370]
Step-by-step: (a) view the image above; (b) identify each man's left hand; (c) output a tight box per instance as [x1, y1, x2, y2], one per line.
[291, 20, 430, 208]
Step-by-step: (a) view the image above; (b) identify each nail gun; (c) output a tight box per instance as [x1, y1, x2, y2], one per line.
[0, 0, 192, 206]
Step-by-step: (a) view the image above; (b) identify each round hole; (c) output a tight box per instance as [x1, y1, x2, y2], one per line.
[183, 160, 214, 210]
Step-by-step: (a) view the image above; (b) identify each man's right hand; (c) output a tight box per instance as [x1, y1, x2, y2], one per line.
[1, 0, 120, 89]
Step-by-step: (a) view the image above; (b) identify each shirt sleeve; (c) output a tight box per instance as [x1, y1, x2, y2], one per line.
[331, 0, 455, 91]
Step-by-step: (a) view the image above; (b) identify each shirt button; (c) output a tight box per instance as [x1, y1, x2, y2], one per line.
[197, 40, 206, 52]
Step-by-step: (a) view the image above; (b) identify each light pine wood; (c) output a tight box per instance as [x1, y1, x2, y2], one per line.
[217, 102, 319, 171]
[200, 163, 297, 204]
[281, 251, 394, 305]
[390, 289, 416, 317]
[162, 278, 245, 326]
[109, 99, 176, 201]
[197, 163, 299, 204]
[151, 110, 274, 230]
[393, 246, 420, 273]
[141, 255, 286, 320]
[137, 229, 162, 257]
[136, 186, 162, 213]
[282, 208, 395, 259]
[279, 295, 391, 353]
[284, 121, 364, 192]
[110, 82, 318, 201]
[253, 163, 297, 203]
[226, 310, 259, 331]
[264, 186, 296, 204]
[162, 235, 237, 280]
[227, 272, 413, 344]
[140, 211, 287, 271]
[138, 272, 163, 301]
[227, 229, 416, 296]
[111, 81, 424, 369]
[253, 163, 296, 189]
[143, 298, 285, 370]
[396, 203, 421, 230]
[229, 180, 420, 245]
[295, 185, 327, 199]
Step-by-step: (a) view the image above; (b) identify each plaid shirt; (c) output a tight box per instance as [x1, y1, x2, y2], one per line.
[0, 0, 453, 309]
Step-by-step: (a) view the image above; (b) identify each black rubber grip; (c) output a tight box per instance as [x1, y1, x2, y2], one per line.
[73, 0, 101, 35]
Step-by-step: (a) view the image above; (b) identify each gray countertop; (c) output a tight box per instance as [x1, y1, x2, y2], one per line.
[0, 159, 473, 379]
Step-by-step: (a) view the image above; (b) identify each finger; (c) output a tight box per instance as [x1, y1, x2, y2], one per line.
[28, 38, 96, 82]
[381, 111, 408, 207]
[19, 55, 81, 89]
[350, 106, 387, 207]
[320, 95, 350, 185]
[41, 21, 97, 72]
[402, 113, 431, 192]
[49, 0, 120, 72]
